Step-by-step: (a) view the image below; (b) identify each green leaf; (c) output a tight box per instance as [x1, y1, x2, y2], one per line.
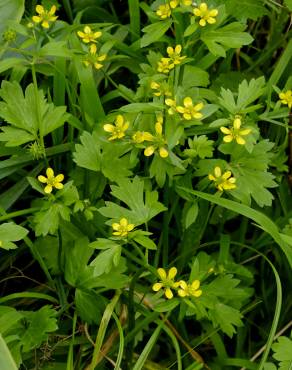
[39, 41, 73, 58]
[0, 0, 24, 38]
[184, 201, 199, 229]
[132, 234, 157, 250]
[90, 244, 122, 275]
[0, 334, 18, 370]
[225, 0, 268, 20]
[209, 303, 243, 337]
[34, 203, 71, 237]
[75, 289, 103, 325]
[201, 22, 253, 57]
[98, 176, 167, 225]
[284, 0, 292, 11]
[184, 135, 214, 159]
[20, 306, 58, 352]
[0, 222, 28, 249]
[272, 336, 292, 370]
[182, 66, 210, 88]
[154, 299, 180, 313]
[73, 131, 101, 172]
[141, 19, 172, 48]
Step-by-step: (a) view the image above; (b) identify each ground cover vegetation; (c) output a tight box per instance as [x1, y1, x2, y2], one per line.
[0, 0, 292, 369]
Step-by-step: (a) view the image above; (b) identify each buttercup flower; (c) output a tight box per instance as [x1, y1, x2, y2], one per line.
[112, 218, 134, 237]
[220, 117, 251, 145]
[170, 0, 179, 8]
[83, 44, 107, 70]
[165, 98, 177, 115]
[193, 3, 218, 27]
[38, 168, 64, 194]
[132, 131, 154, 144]
[279, 90, 292, 109]
[150, 81, 171, 97]
[156, 4, 172, 19]
[176, 97, 204, 120]
[32, 5, 58, 29]
[152, 267, 180, 299]
[167, 45, 186, 65]
[208, 166, 236, 191]
[77, 25, 102, 43]
[144, 116, 169, 158]
[157, 58, 174, 74]
[103, 114, 129, 141]
[178, 280, 202, 298]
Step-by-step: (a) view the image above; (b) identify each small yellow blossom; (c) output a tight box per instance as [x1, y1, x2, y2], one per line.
[112, 218, 134, 237]
[132, 131, 154, 144]
[166, 45, 186, 65]
[279, 90, 292, 109]
[32, 5, 58, 29]
[178, 280, 202, 298]
[165, 98, 177, 115]
[220, 117, 251, 145]
[38, 168, 64, 194]
[152, 267, 180, 299]
[181, 0, 192, 5]
[193, 3, 218, 27]
[144, 116, 169, 158]
[176, 97, 204, 120]
[77, 25, 102, 44]
[157, 57, 174, 74]
[170, 0, 179, 8]
[83, 44, 107, 70]
[156, 4, 172, 19]
[103, 114, 129, 141]
[208, 166, 236, 192]
[150, 81, 171, 97]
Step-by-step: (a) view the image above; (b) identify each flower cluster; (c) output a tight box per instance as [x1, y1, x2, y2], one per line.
[157, 45, 186, 74]
[208, 166, 236, 191]
[220, 117, 251, 145]
[77, 25, 106, 70]
[150, 81, 171, 97]
[166, 96, 204, 121]
[152, 267, 202, 300]
[32, 5, 58, 29]
[156, 1, 218, 27]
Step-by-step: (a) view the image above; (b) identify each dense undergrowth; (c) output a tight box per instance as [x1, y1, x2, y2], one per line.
[0, 0, 292, 369]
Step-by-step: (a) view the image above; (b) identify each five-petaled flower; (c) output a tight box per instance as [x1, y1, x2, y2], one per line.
[152, 267, 180, 299]
[178, 280, 202, 298]
[157, 57, 174, 74]
[167, 45, 186, 65]
[103, 114, 129, 140]
[144, 116, 169, 158]
[156, 4, 172, 19]
[112, 218, 134, 237]
[193, 3, 218, 27]
[279, 90, 292, 109]
[77, 25, 102, 43]
[176, 97, 204, 120]
[38, 168, 64, 194]
[220, 117, 251, 145]
[32, 5, 58, 29]
[83, 44, 107, 70]
[208, 166, 236, 191]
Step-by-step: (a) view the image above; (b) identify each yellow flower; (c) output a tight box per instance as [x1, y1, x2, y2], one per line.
[220, 117, 251, 145]
[132, 131, 154, 144]
[178, 280, 202, 298]
[150, 81, 171, 97]
[77, 25, 102, 44]
[166, 45, 186, 65]
[103, 114, 129, 141]
[32, 5, 58, 29]
[170, 0, 179, 8]
[112, 218, 134, 237]
[208, 166, 236, 192]
[152, 267, 180, 299]
[38, 168, 64, 194]
[181, 0, 192, 5]
[279, 90, 292, 109]
[165, 98, 177, 115]
[156, 4, 172, 19]
[157, 57, 174, 74]
[176, 97, 204, 120]
[193, 2, 218, 27]
[83, 44, 107, 70]
[144, 117, 169, 158]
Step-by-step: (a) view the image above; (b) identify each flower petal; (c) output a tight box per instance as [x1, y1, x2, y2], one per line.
[44, 184, 53, 194]
[168, 267, 177, 279]
[159, 147, 168, 158]
[193, 289, 202, 297]
[36, 5, 45, 14]
[46, 168, 54, 178]
[38, 175, 48, 183]
[157, 268, 167, 280]
[183, 96, 193, 108]
[214, 166, 221, 178]
[54, 182, 64, 190]
[223, 135, 233, 143]
[144, 146, 155, 157]
[55, 174, 64, 182]
[153, 282, 163, 292]
[165, 288, 173, 299]
[103, 124, 115, 133]
[191, 280, 200, 290]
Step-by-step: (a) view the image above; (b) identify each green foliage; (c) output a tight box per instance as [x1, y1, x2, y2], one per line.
[272, 335, 292, 370]
[0, 222, 28, 250]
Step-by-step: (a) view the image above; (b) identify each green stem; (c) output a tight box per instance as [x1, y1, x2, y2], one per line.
[0, 207, 40, 222]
